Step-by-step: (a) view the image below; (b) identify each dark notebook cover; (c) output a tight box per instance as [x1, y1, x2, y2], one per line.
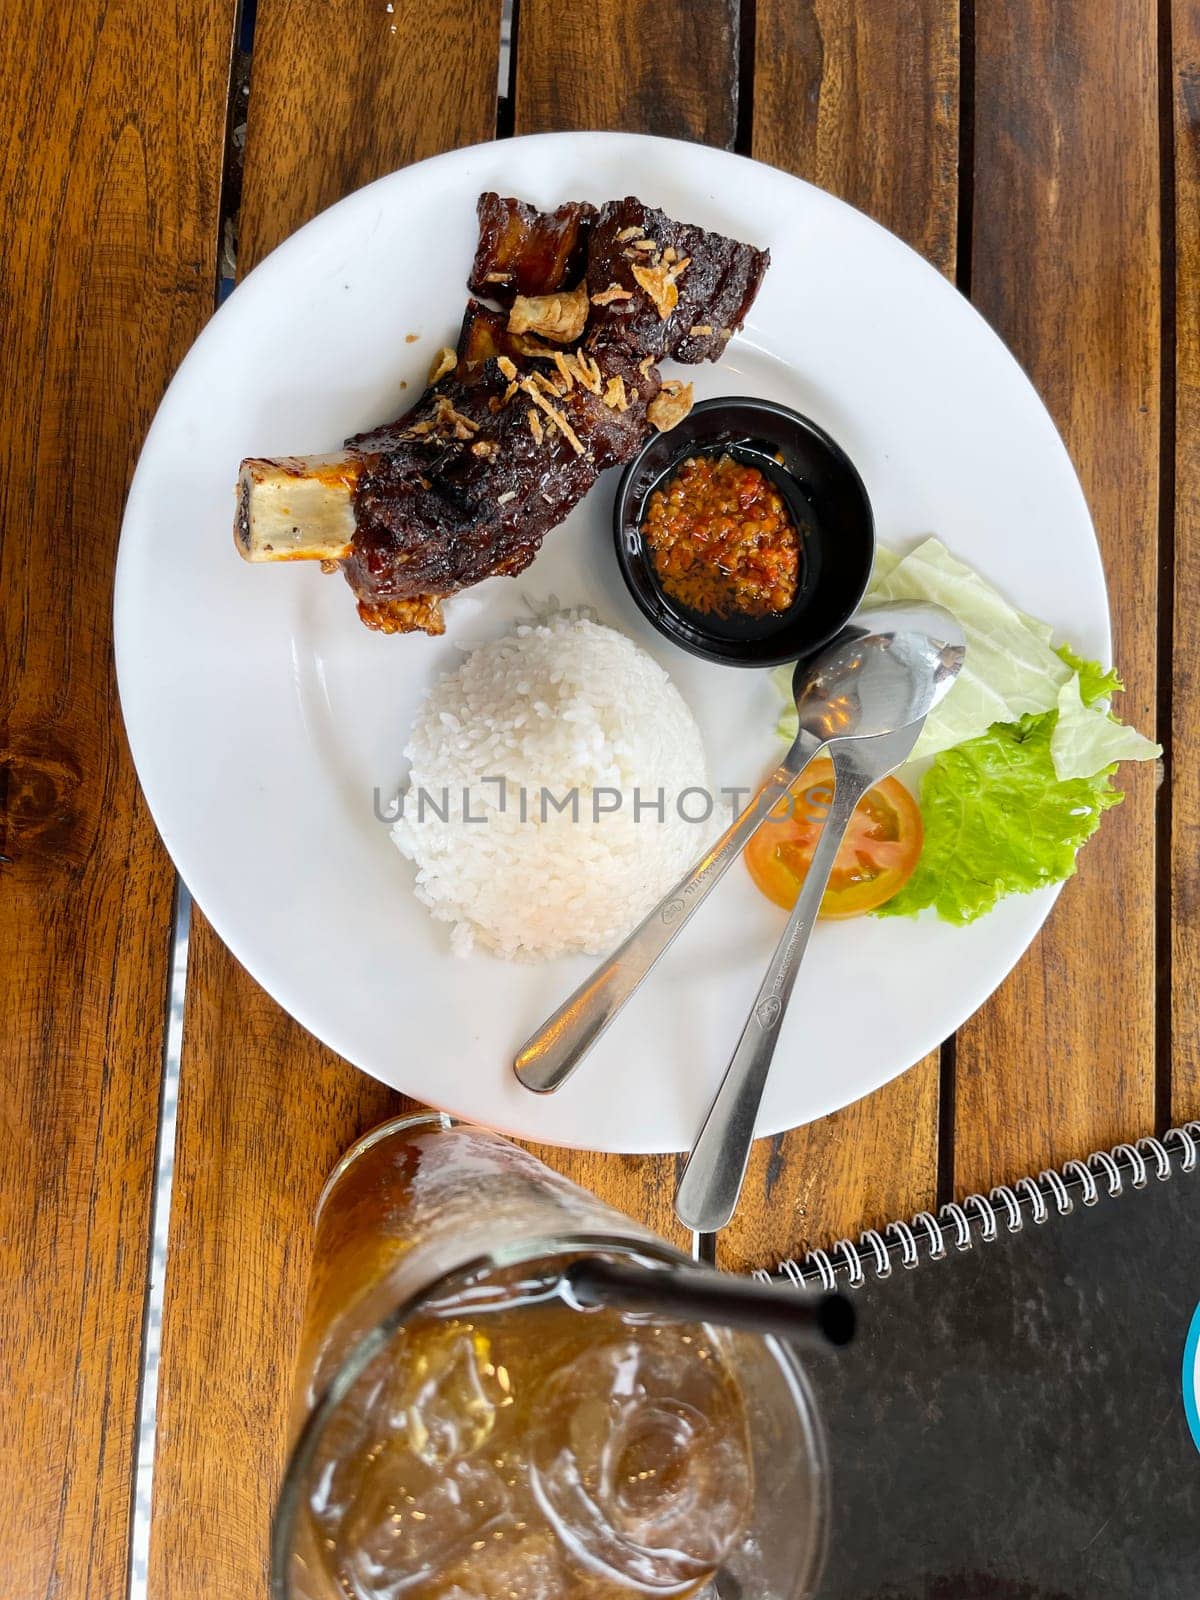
[789, 1128, 1200, 1600]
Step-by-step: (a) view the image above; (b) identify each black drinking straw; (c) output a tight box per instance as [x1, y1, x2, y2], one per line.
[563, 1256, 855, 1349]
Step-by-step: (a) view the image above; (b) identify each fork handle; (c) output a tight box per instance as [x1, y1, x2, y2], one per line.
[673, 763, 876, 1233]
[513, 729, 826, 1094]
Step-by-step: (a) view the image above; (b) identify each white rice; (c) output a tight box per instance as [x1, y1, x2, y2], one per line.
[391, 614, 712, 961]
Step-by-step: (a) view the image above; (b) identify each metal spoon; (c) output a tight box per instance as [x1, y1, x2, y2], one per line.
[514, 602, 965, 1096]
[673, 613, 966, 1233]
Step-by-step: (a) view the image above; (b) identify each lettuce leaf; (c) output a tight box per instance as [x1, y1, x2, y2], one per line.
[1049, 671, 1160, 780]
[875, 713, 1123, 924]
[1053, 643, 1123, 707]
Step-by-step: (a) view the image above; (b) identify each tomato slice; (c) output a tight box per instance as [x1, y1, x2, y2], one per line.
[744, 758, 923, 918]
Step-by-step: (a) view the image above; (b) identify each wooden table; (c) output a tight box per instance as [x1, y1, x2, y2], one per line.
[2, 1, 1196, 1593]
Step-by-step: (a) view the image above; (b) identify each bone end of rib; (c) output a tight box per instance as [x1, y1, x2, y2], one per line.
[234, 452, 361, 562]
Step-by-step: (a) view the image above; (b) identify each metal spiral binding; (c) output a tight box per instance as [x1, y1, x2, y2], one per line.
[755, 1122, 1200, 1290]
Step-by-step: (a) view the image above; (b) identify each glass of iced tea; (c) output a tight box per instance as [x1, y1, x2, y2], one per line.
[272, 1113, 828, 1599]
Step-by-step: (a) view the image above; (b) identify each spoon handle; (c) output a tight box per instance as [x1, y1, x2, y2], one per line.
[513, 729, 826, 1094]
[674, 724, 923, 1233]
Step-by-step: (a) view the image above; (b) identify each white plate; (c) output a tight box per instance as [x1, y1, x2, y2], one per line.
[115, 133, 1107, 1154]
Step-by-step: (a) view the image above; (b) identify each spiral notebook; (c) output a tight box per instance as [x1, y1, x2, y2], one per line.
[769, 1124, 1200, 1600]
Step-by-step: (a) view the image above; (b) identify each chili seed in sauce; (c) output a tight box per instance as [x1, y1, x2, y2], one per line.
[641, 452, 800, 619]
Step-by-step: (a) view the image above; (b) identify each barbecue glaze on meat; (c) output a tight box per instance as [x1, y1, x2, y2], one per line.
[468, 193, 597, 305]
[234, 195, 770, 635]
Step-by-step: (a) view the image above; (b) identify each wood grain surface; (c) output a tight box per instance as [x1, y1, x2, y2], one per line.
[240, 0, 504, 268]
[750, 0, 959, 270]
[715, 0, 959, 1272]
[954, 0, 1162, 1191]
[516, 0, 739, 147]
[0, 1, 232, 1595]
[1172, 0, 1200, 1126]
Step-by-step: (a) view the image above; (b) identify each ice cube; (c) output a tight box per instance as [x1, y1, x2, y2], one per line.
[435, 1529, 565, 1600]
[336, 1454, 514, 1599]
[398, 1326, 510, 1468]
[527, 1328, 753, 1591]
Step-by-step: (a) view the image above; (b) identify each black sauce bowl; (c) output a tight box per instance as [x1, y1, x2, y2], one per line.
[613, 397, 875, 668]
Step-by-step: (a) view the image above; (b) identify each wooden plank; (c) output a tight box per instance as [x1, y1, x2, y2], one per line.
[0, 1, 231, 1595]
[150, 930, 408, 1599]
[240, 0, 506, 266]
[954, 1, 1161, 1192]
[716, 0, 958, 1273]
[516, 0, 738, 146]
[150, 9, 504, 1597]
[750, 0, 959, 271]
[1172, 0, 1200, 1126]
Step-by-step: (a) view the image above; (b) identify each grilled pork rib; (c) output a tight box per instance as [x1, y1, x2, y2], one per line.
[468, 193, 597, 306]
[234, 196, 769, 634]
